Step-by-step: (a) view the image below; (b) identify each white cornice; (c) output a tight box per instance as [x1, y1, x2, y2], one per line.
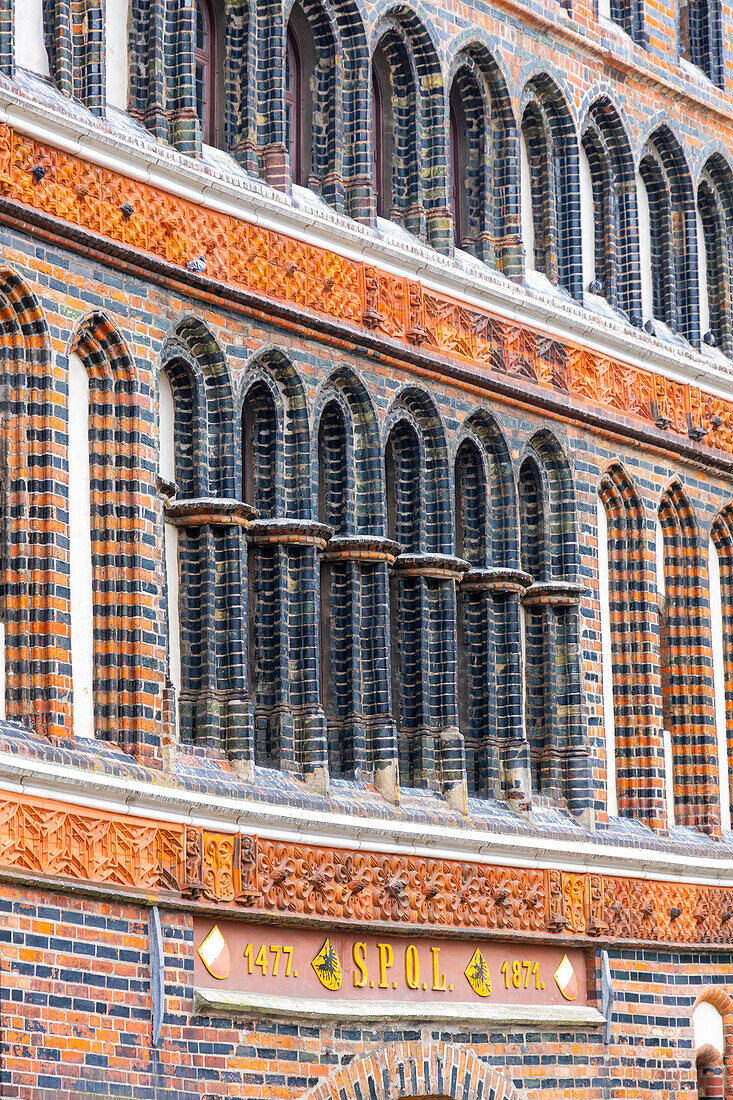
[4, 82, 733, 410]
[1, 751, 732, 888]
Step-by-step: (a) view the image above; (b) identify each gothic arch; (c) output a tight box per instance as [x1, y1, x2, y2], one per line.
[69, 311, 156, 756]
[519, 73, 582, 299]
[446, 41, 520, 275]
[301, 1043, 520, 1100]
[0, 270, 68, 740]
[581, 95, 641, 318]
[162, 318, 236, 500]
[657, 479, 719, 833]
[243, 348, 311, 519]
[370, 6, 448, 250]
[312, 366, 383, 535]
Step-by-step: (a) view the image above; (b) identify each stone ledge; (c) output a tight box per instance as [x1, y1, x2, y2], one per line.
[192, 987, 607, 1027]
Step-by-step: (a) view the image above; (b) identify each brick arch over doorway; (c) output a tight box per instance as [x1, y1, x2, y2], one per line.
[301, 1043, 520, 1100]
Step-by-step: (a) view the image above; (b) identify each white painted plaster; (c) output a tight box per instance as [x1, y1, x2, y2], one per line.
[637, 172, 654, 321]
[655, 516, 675, 825]
[597, 498, 618, 817]
[105, 0, 129, 111]
[15, 0, 50, 77]
[68, 352, 95, 740]
[693, 1000, 725, 1054]
[520, 132, 535, 273]
[708, 538, 732, 834]
[0, 621, 6, 721]
[159, 370, 176, 484]
[159, 371, 182, 702]
[697, 209, 711, 338]
[580, 145, 597, 290]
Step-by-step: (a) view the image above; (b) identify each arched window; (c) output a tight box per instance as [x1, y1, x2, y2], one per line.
[159, 370, 182, 733]
[243, 354, 328, 789]
[449, 92, 467, 249]
[371, 44, 393, 221]
[285, 22, 304, 186]
[370, 13, 448, 250]
[194, 0, 220, 145]
[454, 416, 528, 807]
[43, 0, 105, 113]
[385, 391, 463, 808]
[447, 50, 519, 275]
[520, 77, 582, 300]
[679, 0, 723, 85]
[315, 372, 395, 794]
[693, 999, 727, 1098]
[67, 351, 95, 739]
[162, 321, 250, 767]
[697, 156, 733, 353]
[519, 434, 586, 812]
[580, 99, 641, 319]
[638, 130, 698, 342]
[598, 465, 662, 828]
[710, 507, 733, 835]
[657, 483, 719, 834]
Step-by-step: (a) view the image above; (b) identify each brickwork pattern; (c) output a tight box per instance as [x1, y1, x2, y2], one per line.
[0, 883, 732, 1097]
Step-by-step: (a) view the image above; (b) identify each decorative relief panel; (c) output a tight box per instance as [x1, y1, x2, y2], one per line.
[1, 794, 731, 947]
[0, 121, 726, 459]
[0, 794, 184, 891]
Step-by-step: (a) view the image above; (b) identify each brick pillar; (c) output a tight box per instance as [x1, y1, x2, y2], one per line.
[392, 553, 468, 813]
[320, 535, 400, 802]
[168, 499, 255, 775]
[249, 519, 331, 793]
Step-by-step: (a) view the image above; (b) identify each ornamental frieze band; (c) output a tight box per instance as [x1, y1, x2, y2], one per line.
[1, 793, 730, 947]
[3, 123, 733, 461]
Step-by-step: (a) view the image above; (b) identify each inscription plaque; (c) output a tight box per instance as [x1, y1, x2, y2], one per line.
[193, 918, 588, 1009]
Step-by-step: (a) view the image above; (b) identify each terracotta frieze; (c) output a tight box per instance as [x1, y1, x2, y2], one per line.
[1, 792, 732, 946]
[2, 124, 733, 458]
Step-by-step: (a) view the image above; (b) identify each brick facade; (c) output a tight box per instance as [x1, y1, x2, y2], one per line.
[3, 0, 733, 1093]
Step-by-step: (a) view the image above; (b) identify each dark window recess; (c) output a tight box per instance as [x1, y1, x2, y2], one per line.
[285, 27, 303, 185]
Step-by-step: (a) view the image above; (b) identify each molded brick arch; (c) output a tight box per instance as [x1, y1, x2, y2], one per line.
[385, 386, 452, 555]
[44, 0, 105, 113]
[639, 127, 699, 344]
[314, 369, 395, 783]
[581, 96, 642, 319]
[243, 349, 311, 520]
[283, 0, 370, 216]
[0, 270, 70, 741]
[70, 312, 158, 758]
[709, 504, 733, 831]
[519, 430, 587, 816]
[697, 153, 733, 352]
[658, 479, 719, 833]
[311, 366, 383, 536]
[454, 412, 530, 805]
[598, 461, 663, 828]
[371, 6, 449, 251]
[300, 1043, 520, 1100]
[693, 988, 733, 1099]
[243, 349, 326, 784]
[161, 319, 249, 761]
[519, 73, 582, 300]
[162, 319, 236, 501]
[447, 42, 521, 277]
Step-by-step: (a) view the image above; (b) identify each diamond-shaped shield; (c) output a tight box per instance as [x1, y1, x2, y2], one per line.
[554, 954, 577, 1001]
[197, 925, 231, 981]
